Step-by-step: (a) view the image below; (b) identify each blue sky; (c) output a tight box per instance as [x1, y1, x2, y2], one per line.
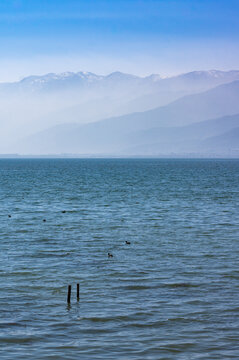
[0, 0, 238, 81]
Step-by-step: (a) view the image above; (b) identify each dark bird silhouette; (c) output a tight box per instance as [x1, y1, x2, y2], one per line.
[8, 215, 11, 218]
[62, 210, 66, 213]
[125, 241, 131, 245]
[108, 252, 113, 258]
[43, 219, 46, 222]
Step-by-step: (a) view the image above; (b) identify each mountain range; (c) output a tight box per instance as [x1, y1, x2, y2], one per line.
[2, 69, 239, 94]
[1, 69, 239, 156]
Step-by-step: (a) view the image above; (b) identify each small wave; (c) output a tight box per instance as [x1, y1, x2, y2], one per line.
[222, 273, 239, 279]
[0, 322, 25, 328]
[167, 316, 206, 324]
[163, 283, 199, 288]
[29, 251, 71, 258]
[0, 336, 39, 344]
[81, 315, 132, 323]
[116, 285, 153, 290]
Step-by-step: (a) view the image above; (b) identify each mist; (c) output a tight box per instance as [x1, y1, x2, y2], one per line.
[0, 69, 239, 156]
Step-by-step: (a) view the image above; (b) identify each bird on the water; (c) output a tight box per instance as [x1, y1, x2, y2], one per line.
[108, 252, 113, 258]
[125, 241, 131, 245]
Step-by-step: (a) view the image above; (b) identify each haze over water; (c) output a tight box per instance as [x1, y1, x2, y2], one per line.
[0, 158, 239, 359]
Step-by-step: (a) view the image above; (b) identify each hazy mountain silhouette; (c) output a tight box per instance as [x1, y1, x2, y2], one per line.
[200, 127, 239, 153]
[14, 80, 239, 155]
[1, 70, 239, 94]
[124, 114, 239, 155]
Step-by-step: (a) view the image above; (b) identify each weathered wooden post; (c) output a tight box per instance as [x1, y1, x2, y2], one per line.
[67, 285, 71, 304]
[77, 283, 80, 301]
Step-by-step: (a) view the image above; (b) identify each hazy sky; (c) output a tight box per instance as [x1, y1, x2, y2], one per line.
[0, 0, 239, 81]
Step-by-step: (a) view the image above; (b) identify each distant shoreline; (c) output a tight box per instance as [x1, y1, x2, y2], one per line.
[0, 154, 239, 159]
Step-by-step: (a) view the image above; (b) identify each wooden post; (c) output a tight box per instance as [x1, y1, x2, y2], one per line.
[67, 285, 71, 304]
[77, 283, 80, 301]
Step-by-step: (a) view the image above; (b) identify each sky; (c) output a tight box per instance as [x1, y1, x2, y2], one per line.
[0, 0, 238, 81]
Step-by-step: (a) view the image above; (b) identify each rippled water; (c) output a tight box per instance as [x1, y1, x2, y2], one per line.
[0, 158, 239, 359]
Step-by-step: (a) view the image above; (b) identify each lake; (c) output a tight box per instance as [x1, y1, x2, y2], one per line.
[0, 158, 239, 359]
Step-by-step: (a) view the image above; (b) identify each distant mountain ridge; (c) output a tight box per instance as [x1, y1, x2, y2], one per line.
[14, 80, 239, 155]
[1, 69, 239, 94]
[124, 114, 239, 155]
[1, 69, 239, 156]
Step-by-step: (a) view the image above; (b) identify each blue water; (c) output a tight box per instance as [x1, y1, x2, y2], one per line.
[0, 158, 239, 359]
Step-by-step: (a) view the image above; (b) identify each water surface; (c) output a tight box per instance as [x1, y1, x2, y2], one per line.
[0, 159, 239, 359]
